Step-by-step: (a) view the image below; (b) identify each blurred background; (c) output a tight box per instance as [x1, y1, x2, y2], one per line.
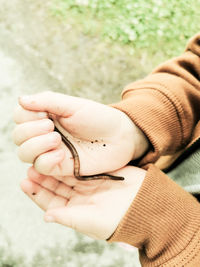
[0, 0, 199, 266]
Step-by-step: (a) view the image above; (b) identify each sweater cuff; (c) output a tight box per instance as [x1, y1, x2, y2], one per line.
[108, 165, 200, 266]
[111, 77, 192, 165]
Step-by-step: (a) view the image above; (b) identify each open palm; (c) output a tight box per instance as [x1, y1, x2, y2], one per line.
[21, 165, 145, 240]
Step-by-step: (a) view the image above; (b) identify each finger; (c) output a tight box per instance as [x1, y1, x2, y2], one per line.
[44, 205, 87, 229]
[33, 147, 72, 176]
[14, 105, 48, 124]
[33, 143, 76, 178]
[27, 166, 75, 199]
[18, 132, 62, 163]
[27, 166, 59, 189]
[21, 179, 68, 211]
[13, 119, 54, 146]
[18, 91, 85, 117]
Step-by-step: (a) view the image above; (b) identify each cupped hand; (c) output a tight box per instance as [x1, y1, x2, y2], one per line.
[13, 91, 149, 177]
[21, 165, 146, 240]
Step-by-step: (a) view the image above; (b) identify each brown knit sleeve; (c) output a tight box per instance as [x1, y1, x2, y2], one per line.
[108, 165, 200, 266]
[112, 33, 200, 165]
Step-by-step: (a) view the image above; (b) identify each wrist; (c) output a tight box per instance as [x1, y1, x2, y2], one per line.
[133, 124, 150, 159]
[118, 110, 149, 160]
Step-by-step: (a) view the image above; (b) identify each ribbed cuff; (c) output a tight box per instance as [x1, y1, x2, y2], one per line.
[111, 76, 193, 165]
[112, 88, 183, 165]
[109, 165, 200, 266]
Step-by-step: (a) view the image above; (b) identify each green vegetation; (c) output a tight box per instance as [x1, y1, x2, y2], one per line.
[51, 0, 200, 57]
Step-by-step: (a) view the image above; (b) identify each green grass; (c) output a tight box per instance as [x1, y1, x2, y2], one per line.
[51, 0, 200, 58]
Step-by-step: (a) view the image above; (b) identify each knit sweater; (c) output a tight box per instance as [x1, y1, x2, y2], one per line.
[109, 33, 200, 266]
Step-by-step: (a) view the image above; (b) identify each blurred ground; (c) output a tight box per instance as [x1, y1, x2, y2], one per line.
[0, 0, 157, 265]
[0, 16, 81, 265]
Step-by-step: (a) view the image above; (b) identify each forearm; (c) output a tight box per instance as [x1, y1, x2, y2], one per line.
[112, 33, 200, 165]
[109, 164, 200, 266]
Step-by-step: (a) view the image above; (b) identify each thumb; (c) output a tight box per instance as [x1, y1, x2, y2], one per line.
[19, 91, 86, 117]
[44, 205, 89, 228]
[44, 205, 100, 239]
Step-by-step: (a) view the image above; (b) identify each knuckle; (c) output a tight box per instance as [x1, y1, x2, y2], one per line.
[34, 156, 50, 175]
[17, 147, 31, 163]
[12, 127, 20, 145]
[12, 124, 28, 146]
[13, 105, 23, 124]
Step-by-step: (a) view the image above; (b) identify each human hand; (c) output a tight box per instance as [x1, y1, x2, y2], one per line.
[21, 165, 146, 240]
[13, 91, 149, 177]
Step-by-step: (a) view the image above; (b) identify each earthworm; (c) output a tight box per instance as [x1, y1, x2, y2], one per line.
[54, 126, 124, 181]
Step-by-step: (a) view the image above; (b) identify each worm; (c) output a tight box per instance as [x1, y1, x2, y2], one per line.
[54, 126, 124, 181]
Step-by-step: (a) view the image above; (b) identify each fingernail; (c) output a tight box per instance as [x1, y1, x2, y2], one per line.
[19, 95, 32, 103]
[45, 215, 55, 223]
